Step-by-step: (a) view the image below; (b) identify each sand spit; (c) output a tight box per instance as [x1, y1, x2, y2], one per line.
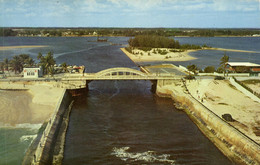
[0, 45, 48, 50]
[121, 47, 259, 63]
[206, 47, 259, 53]
[121, 48, 197, 63]
[0, 84, 64, 126]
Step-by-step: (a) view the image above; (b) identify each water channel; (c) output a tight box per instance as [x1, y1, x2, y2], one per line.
[61, 43, 232, 164]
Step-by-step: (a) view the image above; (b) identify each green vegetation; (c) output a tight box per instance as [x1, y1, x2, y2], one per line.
[180, 44, 201, 49]
[0, 54, 35, 74]
[128, 35, 181, 49]
[216, 67, 224, 73]
[220, 52, 229, 76]
[204, 66, 215, 73]
[187, 64, 200, 73]
[127, 35, 202, 51]
[61, 62, 69, 73]
[169, 49, 184, 52]
[214, 76, 225, 80]
[184, 75, 195, 80]
[37, 52, 56, 76]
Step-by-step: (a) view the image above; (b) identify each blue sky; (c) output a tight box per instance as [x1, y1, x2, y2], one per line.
[1, 0, 259, 28]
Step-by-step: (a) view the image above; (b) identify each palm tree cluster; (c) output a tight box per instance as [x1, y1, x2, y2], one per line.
[37, 52, 56, 75]
[0, 54, 35, 74]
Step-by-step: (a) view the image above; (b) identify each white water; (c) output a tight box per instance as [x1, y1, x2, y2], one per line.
[0, 123, 42, 130]
[19, 135, 37, 143]
[111, 147, 175, 164]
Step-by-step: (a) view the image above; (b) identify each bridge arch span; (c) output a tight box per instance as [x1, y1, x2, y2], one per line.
[95, 67, 147, 77]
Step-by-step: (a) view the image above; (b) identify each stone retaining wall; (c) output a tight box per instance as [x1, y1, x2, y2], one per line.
[30, 89, 73, 165]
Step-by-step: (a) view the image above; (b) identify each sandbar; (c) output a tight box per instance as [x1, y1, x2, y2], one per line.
[121, 48, 197, 63]
[0, 45, 48, 51]
[206, 47, 259, 53]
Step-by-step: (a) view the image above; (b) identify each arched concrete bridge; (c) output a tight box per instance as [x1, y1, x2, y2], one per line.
[62, 67, 182, 81]
[60, 67, 182, 95]
[0, 67, 182, 93]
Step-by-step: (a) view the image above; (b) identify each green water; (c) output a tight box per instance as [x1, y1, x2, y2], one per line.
[0, 127, 38, 165]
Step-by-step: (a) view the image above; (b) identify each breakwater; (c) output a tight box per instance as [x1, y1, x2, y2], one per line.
[23, 89, 73, 165]
[156, 80, 260, 165]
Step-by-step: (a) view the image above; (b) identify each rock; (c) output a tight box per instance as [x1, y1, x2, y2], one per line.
[222, 113, 235, 122]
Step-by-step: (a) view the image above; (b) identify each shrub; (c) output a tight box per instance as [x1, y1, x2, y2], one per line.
[159, 50, 168, 55]
[169, 49, 184, 52]
[216, 67, 224, 73]
[125, 47, 133, 53]
[138, 47, 152, 52]
[187, 64, 199, 73]
[204, 66, 215, 73]
[184, 75, 195, 80]
[214, 76, 225, 80]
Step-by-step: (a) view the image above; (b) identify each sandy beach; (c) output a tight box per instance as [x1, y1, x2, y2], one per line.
[0, 45, 48, 50]
[0, 84, 64, 126]
[185, 79, 260, 144]
[121, 48, 197, 62]
[121, 47, 259, 64]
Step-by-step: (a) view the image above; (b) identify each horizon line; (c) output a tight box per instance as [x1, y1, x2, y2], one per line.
[1, 26, 260, 30]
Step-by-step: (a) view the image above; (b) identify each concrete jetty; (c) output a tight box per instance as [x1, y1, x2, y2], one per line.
[156, 78, 260, 165]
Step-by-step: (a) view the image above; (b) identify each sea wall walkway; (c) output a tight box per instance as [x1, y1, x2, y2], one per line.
[23, 89, 73, 165]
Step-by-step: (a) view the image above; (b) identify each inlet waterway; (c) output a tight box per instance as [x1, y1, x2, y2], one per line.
[1, 36, 259, 164]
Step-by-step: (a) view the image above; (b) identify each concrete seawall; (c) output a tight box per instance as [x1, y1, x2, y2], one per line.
[23, 89, 73, 165]
[156, 81, 260, 165]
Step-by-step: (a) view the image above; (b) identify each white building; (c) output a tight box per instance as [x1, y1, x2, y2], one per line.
[23, 67, 43, 78]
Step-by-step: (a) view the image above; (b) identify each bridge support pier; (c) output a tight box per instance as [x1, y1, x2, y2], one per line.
[67, 81, 91, 97]
[150, 80, 157, 93]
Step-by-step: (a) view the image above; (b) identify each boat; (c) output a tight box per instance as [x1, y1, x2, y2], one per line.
[97, 36, 108, 42]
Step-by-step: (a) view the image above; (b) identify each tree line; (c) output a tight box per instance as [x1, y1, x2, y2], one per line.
[1, 27, 259, 37]
[128, 35, 202, 49]
[0, 52, 58, 76]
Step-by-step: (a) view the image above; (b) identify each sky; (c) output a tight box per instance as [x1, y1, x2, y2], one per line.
[0, 0, 260, 28]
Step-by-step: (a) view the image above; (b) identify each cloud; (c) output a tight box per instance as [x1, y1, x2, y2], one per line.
[212, 0, 259, 12]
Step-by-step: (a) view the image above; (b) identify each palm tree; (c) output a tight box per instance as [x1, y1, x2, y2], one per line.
[45, 52, 56, 75]
[37, 52, 56, 76]
[220, 52, 229, 76]
[10, 56, 22, 74]
[37, 52, 43, 60]
[0, 62, 4, 73]
[26, 57, 35, 67]
[61, 62, 68, 73]
[3, 58, 9, 72]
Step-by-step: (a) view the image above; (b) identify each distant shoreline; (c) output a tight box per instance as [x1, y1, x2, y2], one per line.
[0, 45, 48, 50]
[3, 35, 260, 38]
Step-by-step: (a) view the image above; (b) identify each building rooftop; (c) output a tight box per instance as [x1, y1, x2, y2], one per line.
[226, 62, 260, 67]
